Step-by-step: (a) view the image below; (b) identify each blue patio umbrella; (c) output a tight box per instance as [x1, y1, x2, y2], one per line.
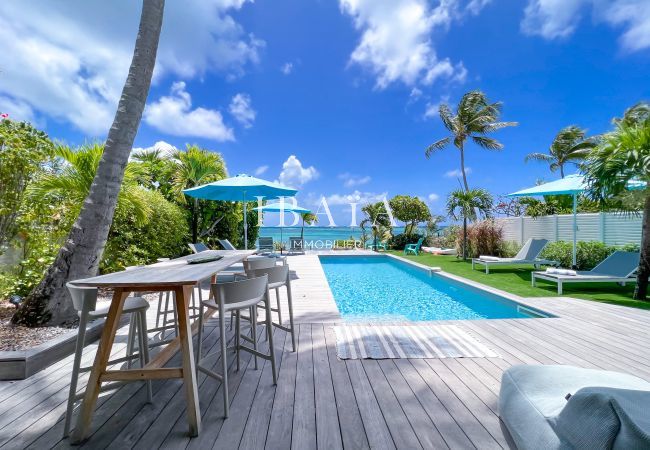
[508, 174, 646, 267]
[183, 174, 297, 249]
[253, 201, 311, 249]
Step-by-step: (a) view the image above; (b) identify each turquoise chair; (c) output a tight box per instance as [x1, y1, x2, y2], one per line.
[365, 238, 388, 251]
[404, 237, 424, 255]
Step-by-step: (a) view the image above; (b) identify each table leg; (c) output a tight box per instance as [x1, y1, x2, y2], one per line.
[71, 288, 129, 443]
[174, 284, 201, 436]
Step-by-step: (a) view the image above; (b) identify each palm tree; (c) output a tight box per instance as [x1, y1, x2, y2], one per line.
[425, 90, 517, 191]
[300, 212, 318, 241]
[172, 145, 227, 242]
[525, 126, 596, 178]
[583, 102, 650, 300]
[446, 188, 493, 260]
[360, 202, 392, 248]
[14, 0, 165, 326]
[131, 147, 175, 199]
[28, 144, 151, 225]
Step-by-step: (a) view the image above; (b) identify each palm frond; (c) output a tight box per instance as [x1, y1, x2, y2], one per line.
[524, 152, 555, 163]
[472, 136, 503, 150]
[438, 104, 456, 133]
[481, 121, 518, 133]
[425, 137, 451, 157]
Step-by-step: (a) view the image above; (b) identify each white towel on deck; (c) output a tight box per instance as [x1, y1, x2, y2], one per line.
[546, 268, 577, 276]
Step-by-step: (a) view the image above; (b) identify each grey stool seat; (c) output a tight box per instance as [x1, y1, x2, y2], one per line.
[90, 296, 149, 318]
[63, 283, 152, 438]
[246, 265, 297, 352]
[196, 275, 278, 418]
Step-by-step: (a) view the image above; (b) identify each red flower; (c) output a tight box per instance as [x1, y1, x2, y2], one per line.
[0, 113, 8, 118]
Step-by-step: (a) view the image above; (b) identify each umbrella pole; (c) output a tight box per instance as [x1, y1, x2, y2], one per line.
[572, 193, 577, 269]
[243, 193, 248, 250]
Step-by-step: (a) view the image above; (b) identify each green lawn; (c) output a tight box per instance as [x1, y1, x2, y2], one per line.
[388, 251, 650, 310]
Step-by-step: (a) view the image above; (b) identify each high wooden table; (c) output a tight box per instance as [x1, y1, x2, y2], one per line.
[69, 250, 255, 443]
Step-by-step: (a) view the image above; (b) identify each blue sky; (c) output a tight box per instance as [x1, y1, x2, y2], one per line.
[1, 0, 649, 225]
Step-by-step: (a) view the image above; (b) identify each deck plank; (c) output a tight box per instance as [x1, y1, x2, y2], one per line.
[2, 254, 650, 450]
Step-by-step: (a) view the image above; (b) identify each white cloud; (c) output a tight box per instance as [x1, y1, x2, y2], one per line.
[339, 0, 484, 89]
[339, 173, 371, 188]
[605, 0, 650, 52]
[445, 167, 472, 178]
[0, 1, 263, 136]
[144, 81, 234, 141]
[0, 96, 38, 125]
[424, 95, 450, 119]
[277, 155, 319, 188]
[281, 62, 294, 75]
[254, 165, 269, 176]
[521, 0, 650, 51]
[229, 93, 256, 128]
[325, 190, 388, 206]
[428, 193, 440, 202]
[521, 0, 588, 39]
[409, 88, 423, 101]
[131, 140, 177, 159]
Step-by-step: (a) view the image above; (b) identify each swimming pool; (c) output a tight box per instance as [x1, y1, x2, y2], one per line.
[319, 255, 550, 322]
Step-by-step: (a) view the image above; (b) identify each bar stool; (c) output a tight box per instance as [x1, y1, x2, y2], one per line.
[246, 265, 296, 352]
[195, 275, 277, 418]
[63, 283, 152, 438]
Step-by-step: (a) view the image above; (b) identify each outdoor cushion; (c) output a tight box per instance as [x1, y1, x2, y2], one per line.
[499, 365, 650, 450]
[552, 387, 650, 449]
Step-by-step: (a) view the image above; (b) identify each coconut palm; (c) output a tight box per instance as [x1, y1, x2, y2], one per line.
[28, 144, 151, 225]
[14, 0, 166, 326]
[425, 90, 517, 191]
[172, 145, 228, 242]
[300, 212, 318, 241]
[360, 202, 392, 246]
[583, 102, 650, 300]
[525, 126, 596, 178]
[446, 188, 493, 260]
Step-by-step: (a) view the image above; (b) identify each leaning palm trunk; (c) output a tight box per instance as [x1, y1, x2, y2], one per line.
[634, 196, 650, 300]
[13, 0, 165, 326]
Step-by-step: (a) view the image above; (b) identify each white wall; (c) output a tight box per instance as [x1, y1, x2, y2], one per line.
[498, 212, 641, 246]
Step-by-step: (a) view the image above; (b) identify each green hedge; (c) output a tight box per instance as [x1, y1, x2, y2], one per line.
[101, 189, 189, 272]
[540, 241, 639, 270]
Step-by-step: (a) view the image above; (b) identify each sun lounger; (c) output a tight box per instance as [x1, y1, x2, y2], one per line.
[422, 246, 457, 255]
[218, 239, 236, 250]
[188, 242, 210, 253]
[471, 238, 557, 274]
[289, 237, 305, 254]
[532, 250, 639, 294]
[365, 239, 388, 251]
[257, 236, 274, 253]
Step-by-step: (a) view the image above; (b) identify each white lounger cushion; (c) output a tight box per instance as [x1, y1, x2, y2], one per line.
[546, 268, 577, 276]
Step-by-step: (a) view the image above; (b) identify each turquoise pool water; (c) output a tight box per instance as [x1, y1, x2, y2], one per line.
[320, 256, 547, 322]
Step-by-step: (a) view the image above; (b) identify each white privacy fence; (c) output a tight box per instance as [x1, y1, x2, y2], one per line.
[497, 212, 642, 246]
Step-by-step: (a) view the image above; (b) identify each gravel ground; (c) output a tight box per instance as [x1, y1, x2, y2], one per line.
[0, 290, 160, 351]
[0, 302, 74, 351]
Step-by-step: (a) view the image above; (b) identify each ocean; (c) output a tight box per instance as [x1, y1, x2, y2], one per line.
[258, 226, 433, 247]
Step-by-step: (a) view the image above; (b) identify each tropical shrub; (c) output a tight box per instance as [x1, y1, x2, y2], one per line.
[0, 119, 54, 248]
[500, 240, 521, 258]
[389, 233, 425, 250]
[456, 220, 504, 258]
[429, 225, 459, 249]
[101, 189, 189, 272]
[540, 241, 615, 270]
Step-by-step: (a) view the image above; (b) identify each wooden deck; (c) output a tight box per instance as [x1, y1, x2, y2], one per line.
[1, 254, 650, 449]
